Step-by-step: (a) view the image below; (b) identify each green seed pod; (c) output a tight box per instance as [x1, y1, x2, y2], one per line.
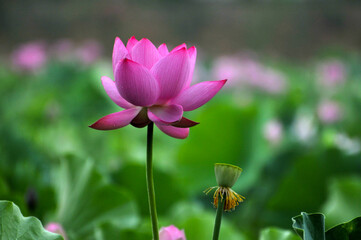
[214, 163, 242, 188]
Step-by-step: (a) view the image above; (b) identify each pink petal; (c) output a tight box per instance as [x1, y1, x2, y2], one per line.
[158, 43, 169, 57]
[159, 231, 172, 240]
[89, 108, 140, 130]
[185, 46, 197, 87]
[171, 43, 187, 53]
[171, 80, 227, 111]
[126, 36, 138, 54]
[115, 59, 159, 106]
[155, 123, 190, 139]
[159, 225, 186, 240]
[101, 76, 134, 109]
[151, 48, 190, 103]
[148, 104, 183, 124]
[131, 38, 161, 69]
[112, 37, 128, 73]
[172, 117, 199, 128]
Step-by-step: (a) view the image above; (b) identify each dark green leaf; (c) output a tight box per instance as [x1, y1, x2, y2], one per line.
[326, 217, 361, 240]
[292, 212, 325, 240]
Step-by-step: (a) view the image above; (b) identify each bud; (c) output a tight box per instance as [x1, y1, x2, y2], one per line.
[159, 225, 186, 240]
[215, 163, 242, 188]
[45, 222, 67, 240]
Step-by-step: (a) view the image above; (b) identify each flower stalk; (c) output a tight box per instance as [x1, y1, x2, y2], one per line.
[213, 193, 226, 240]
[146, 122, 159, 240]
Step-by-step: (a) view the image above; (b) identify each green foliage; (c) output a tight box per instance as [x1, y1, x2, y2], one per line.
[322, 177, 361, 228]
[0, 201, 63, 240]
[51, 155, 140, 240]
[326, 217, 361, 240]
[168, 202, 249, 240]
[1, 53, 361, 239]
[292, 212, 361, 240]
[113, 162, 184, 216]
[259, 227, 299, 240]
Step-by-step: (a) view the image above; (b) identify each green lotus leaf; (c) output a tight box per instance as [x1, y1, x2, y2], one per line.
[292, 212, 325, 240]
[51, 155, 139, 240]
[326, 216, 361, 240]
[0, 200, 63, 240]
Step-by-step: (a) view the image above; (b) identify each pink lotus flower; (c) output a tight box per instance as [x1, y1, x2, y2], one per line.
[212, 56, 243, 87]
[212, 55, 286, 94]
[76, 40, 103, 65]
[11, 41, 47, 72]
[90, 37, 226, 139]
[51, 39, 74, 61]
[45, 222, 67, 240]
[159, 225, 186, 240]
[317, 60, 346, 87]
[317, 100, 341, 124]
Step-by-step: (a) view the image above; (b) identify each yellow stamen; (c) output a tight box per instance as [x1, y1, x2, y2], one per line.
[205, 186, 245, 212]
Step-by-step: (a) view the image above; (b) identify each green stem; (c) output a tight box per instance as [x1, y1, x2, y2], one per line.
[146, 122, 159, 240]
[213, 194, 226, 240]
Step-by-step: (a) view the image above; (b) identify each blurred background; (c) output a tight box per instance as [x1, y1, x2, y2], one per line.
[0, 1, 361, 239]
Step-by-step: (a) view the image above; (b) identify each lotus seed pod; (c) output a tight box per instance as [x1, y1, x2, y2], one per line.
[215, 163, 242, 188]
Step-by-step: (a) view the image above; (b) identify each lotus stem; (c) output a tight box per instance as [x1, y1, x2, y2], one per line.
[213, 193, 226, 240]
[146, 122, 159, 240]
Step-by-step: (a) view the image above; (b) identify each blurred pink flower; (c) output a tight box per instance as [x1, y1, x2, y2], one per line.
[317, 100, 341, 124]
[264, 120, 283, 144]
[11, 42, 47, 72]
[317, 60, 346, 87]
[45, 222, 67, 240]
[212, 56, 243, 87]
[76, 40, 103, 65]
[51, 39, 74, 61]
[255, 68, 286, 94]
[159, 225, 186, 240]
[90, 37, 226, 139]
[212, 55, 286, 94]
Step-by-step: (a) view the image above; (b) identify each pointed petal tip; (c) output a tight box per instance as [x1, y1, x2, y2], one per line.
[88, 122, 106, 130]
[122, 58, 131, 63]
[89, 109, 140, 130]
[171, 79, 227, 111]
[172, 117, 200, 128]
[139, 38, 152, 43]
[118, 58, 135, 66]
[114, 37, 125, 47]
[88, 121, 106, 130]
[175, 46, 187, 53]
[158, 43, 170, 57]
